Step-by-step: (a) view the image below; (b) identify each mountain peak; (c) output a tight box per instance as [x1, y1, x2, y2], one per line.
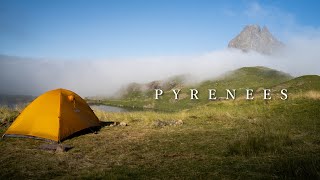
[228, 25, 283, 54]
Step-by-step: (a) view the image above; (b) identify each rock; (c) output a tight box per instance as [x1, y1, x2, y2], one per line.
[228, 25, 284, 55]
[39, 143, 58, 151]
[106, 122, 127, 127]
[146, 81, 162, 90]
[120, 122, 127, 126]
[153, 120, 169, 127]
[175, 120, 183, 126]
[56, 144, 73, 152]
[143, 103, 155, 109]
[39, 143, 73, 152]
[55, 145, 65, 153]
[153, 120, 183, 128]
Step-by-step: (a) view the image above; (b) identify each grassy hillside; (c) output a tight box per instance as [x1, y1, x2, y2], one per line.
[1, 66, 319, 179]
[103, 66, 293, 111]
[205, 66, 293, 89]
[273, 75, 320, 92]
[0, 96, 319, 179]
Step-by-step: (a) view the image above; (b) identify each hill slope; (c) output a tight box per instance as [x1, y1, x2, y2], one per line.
[273, 75, 320, 92]
[103, 66, 295, 111]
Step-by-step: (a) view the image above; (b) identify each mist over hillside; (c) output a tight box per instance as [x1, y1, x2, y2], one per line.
[1, 26, 320, 97]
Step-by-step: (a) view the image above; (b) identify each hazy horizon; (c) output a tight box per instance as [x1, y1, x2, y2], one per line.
[1, 34, 320, 97]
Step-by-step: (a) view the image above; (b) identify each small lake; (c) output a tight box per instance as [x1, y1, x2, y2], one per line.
[1, 102, 133, 113]
[90, 104, 129, 112]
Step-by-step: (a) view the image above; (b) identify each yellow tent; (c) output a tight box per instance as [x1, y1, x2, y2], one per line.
[3, 88, 100, 142]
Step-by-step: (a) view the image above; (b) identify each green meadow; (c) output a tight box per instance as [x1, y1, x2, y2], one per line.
[1, 67, 320, 179]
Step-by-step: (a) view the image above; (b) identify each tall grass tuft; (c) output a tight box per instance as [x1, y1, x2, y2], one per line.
[0, 106, 19, 126]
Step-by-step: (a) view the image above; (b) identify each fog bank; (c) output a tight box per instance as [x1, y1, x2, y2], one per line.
[0, 37, 319, 97]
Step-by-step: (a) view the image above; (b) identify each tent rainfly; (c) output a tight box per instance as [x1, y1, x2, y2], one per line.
[3, 88, 100, 142]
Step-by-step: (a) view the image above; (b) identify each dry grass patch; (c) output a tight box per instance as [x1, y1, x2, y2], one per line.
[305, 91, 320, 100]
[287, 90, 320, 100]
[0, 98, 320, 179]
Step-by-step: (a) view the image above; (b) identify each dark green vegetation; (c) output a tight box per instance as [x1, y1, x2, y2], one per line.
[0, 66, 319, 179]
[273, 75, 320, 92]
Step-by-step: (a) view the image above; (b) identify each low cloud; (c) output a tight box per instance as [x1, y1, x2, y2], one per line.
[0, 36, 319, 97]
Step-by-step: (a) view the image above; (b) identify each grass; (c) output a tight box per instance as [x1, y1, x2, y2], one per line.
[0, 106, 19, 134]
[0, 96, 320, 179]
[0, 66, 319, 179]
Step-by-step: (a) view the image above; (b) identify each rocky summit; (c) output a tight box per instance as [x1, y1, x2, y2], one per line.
[228, 25, 283, 54]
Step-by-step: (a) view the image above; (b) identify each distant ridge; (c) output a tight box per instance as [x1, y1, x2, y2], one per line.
[116, 66, 293, 100]
[228, 25, 284, 54]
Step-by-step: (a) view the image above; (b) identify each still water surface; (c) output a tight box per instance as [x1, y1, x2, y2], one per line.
[90, 104, 128, 112]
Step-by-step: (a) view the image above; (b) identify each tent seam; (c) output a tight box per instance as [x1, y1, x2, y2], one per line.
[58, 89, 62, 143]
